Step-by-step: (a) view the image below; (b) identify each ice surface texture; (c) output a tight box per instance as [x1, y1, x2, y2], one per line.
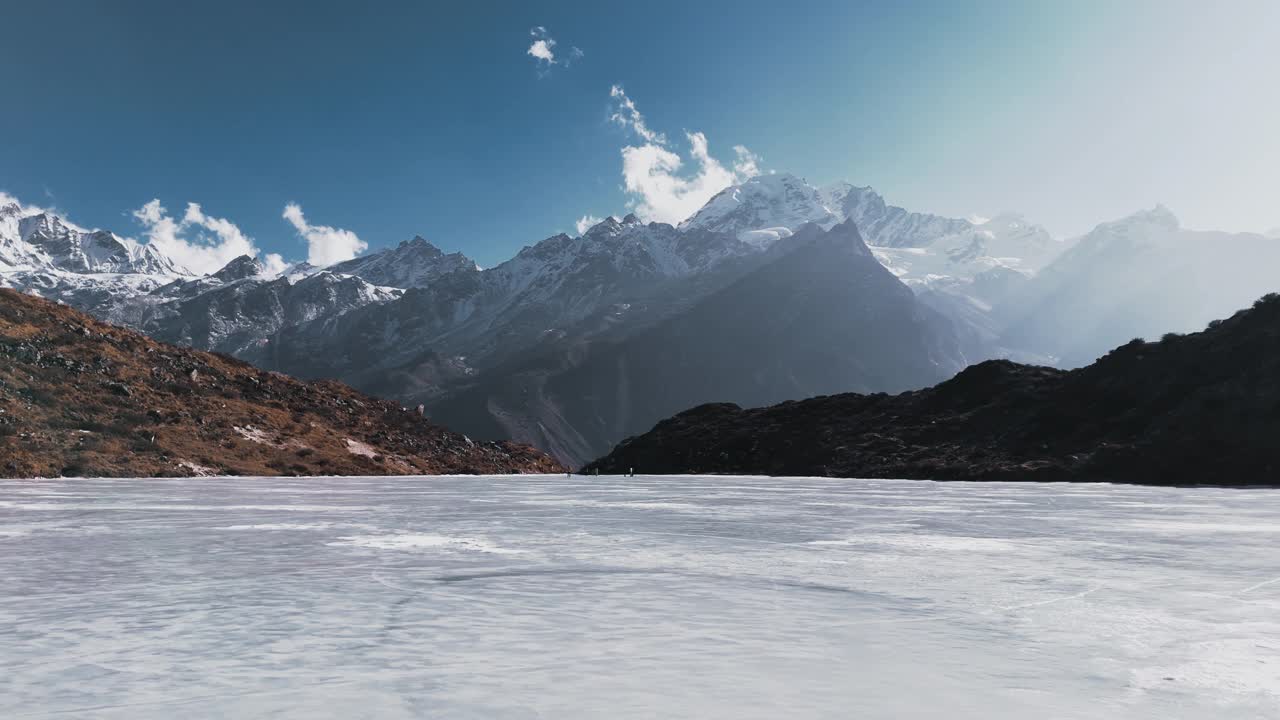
[2, 475, 1278, 719]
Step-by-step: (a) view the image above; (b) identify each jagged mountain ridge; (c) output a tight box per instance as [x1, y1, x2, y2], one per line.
[247, 173, 1056, 389]
[248, 213, 780, 386]
[0, 197, 418, 358]
[819, 181, 973, 248]
[326, 235, 478, 289]
[8, 175, 1270, 468]
[1, 201, 182, 275]
[148, 263, 404, 356]
[1, 174, 1049, 372]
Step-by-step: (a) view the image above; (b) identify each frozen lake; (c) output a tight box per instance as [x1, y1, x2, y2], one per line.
[1, 475, 1278, 719]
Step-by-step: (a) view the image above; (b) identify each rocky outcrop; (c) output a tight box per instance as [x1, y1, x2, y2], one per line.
[584, 293, 1280, 485]
[0, 289, 564, 478]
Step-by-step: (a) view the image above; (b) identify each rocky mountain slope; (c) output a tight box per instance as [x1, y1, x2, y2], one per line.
[245, 214, 776, 393]
[144, 257, 403, 356]
[0, 289, 563, 478]
[585, 293, 1280, 485]
[432, 220, 966, 464]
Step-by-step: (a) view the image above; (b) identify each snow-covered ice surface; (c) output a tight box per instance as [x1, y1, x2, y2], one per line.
[1, 475, 1278, 719]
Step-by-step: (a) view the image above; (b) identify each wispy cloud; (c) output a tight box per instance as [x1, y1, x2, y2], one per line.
[575, 214, 604, 235]
[731, 145, 762, 179]
[282, 202, 367, 267]
[527, 26, 582, 74]
[609, 86, 762, 225]
[0, 191, 52, 217]
[132, 199, 275, 275]
[609, 85, 665, 144]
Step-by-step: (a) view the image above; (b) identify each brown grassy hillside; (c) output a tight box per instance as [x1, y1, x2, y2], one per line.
[0, 289, 565, 478]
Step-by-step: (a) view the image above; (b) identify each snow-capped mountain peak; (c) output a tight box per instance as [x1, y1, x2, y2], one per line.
[400, 235, 445, 255]
[680, 173, 838, 245]
[1073, 205, 1182, 252]
[211, 254, 266, 282]
[818, 181, 973, 249]
[1130, 204, 1180, 231]
[326, 235, 478, 289]
[1, 201, 185, 276]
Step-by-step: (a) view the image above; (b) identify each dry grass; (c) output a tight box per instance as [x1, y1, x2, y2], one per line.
[0, 289, 566, 478]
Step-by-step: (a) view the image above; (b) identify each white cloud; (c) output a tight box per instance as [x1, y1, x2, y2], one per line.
[132, 199, 260, 275]
[609, 85, 665, 144]
[575, 214, 604, 235]
[0, 191, 51, 217]
[732, 145, 762, 178]
[528, 27, 581, 71]
[528, 40, 555, 64]
[282, 202, 367, 266]
[609, 87, 762, 225]
[261, 253, 288, 277]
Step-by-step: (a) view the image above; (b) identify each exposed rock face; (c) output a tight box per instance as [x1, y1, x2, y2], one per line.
[0, 289, 564, 478]
[584, 293, 1280, 485]
[210, 254, 265, 282]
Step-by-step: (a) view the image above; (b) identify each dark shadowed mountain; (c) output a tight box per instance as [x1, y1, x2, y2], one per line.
[430, 220, 967, 464]
[586, 293, 1280, 485]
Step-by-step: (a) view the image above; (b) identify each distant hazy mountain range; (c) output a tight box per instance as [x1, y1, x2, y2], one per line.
[4, 175, 1278, 466]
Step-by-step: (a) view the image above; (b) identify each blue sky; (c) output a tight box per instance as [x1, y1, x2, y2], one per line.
[2, 0, 1277, 270]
